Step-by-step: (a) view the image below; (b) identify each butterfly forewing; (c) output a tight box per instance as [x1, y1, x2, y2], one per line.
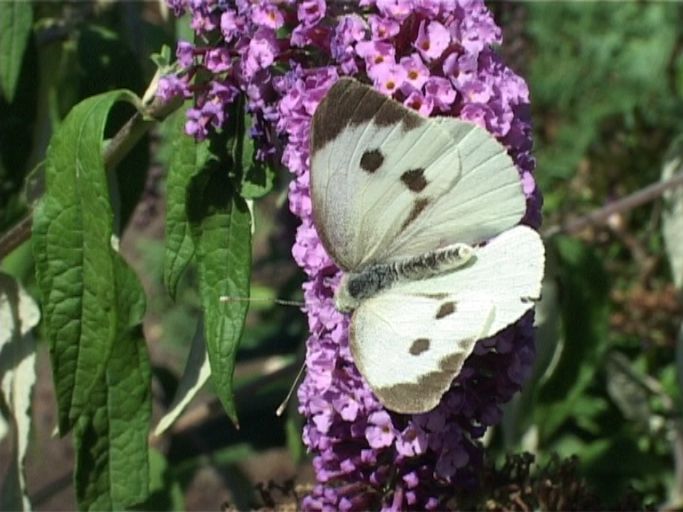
[310, 78, 527, 271]
[311, 78, 460, 271]
[387, 117, 527, 260]
[350, 226, 544, 413]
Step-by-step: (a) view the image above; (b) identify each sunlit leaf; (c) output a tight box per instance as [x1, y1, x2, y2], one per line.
[661, 136, 683, 290]
[0, 273, 39, 512]
[154, 321, 211, 436]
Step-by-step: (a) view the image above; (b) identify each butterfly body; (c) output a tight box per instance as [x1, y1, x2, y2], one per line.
[335, 242, 475, 312]
[310, 78, 545, 414]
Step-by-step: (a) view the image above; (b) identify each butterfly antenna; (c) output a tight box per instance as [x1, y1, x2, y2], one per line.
[219, 296, 304, 307]
[276, 361, 307, 417]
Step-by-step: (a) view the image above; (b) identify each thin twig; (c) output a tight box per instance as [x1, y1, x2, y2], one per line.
[0, 95, 183, 261]
[543, 172, 683, 238]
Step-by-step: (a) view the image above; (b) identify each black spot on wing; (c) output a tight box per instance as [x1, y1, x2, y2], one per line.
[435, 301, 457, 319]
[401, 168, 427, 192]
[409, 338, 430, 356]
[360, 149, 384, 173]
[401, 198, 430, 230]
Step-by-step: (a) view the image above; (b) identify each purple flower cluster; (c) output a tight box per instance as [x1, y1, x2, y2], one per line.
[162, 0, 541, 509]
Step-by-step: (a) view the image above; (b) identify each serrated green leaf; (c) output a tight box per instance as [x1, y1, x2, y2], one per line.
[0, 1, 33, 103]
[74, 330, 151, 510]
[163, 123, 209, 300]
[0, 273, 39, 512]
[154, 321, 210, 436]
[74, 246, 150, 510]
[535, 236, 610, 440]
[32, 89, 141, 432]
[188, 165, 251, 427]
[661, 136, 683, 291]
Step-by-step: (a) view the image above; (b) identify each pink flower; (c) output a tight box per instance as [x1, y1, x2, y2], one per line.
[252, 3, 284, 29]
[205, 47, 231, 73]
[376, 0, 413, 21]
[415, 20, 451, 61]
[365, 411, 396, 448]
[176, 40, 194, 68]
[400, 53, 430, 91]
[298, 0, 326, 27]
[371, 62, 407, 96]
[424, 76, 456, 110]
[368, 14, 400, 40]
[243, 28, 279, 78]
[356, 40, 396, 69]
[404, 90, 434, 116]
[220, 10, 244, 42]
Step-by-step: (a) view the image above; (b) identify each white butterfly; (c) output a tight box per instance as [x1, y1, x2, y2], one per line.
[309, 78, 545, 414]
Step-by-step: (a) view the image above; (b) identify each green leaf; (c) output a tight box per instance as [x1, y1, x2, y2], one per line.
[163, 121, 208, 299]
[74, 251, 150, 509]
[32, 90, 142, 432]
[188, 164, 251, 427]
[74, 329, 151, 510]
[535, 236, 610, 440]
[0, 273, 39, 512]
[0, 1, 33, 102]
[661, 135, 683, 291]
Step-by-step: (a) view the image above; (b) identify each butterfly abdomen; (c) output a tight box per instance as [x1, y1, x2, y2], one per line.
[336, 243, 475, 313]
[394, 243, 474, 281]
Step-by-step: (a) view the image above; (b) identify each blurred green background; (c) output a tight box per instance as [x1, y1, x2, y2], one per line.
[1, 1, 683, 509]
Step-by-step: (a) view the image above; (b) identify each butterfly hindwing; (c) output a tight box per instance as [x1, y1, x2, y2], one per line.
[350, 226, 544, 413]
[310, 78, 526, 271]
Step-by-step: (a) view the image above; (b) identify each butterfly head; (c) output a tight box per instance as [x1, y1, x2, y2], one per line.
[335, 267, 395, 313]
[335, 274, 360, 313]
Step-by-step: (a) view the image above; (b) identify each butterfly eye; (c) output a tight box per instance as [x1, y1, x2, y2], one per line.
[348, 276, 366, 298]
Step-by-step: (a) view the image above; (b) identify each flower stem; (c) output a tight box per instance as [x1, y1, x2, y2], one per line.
[543, 172, 683, 238]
